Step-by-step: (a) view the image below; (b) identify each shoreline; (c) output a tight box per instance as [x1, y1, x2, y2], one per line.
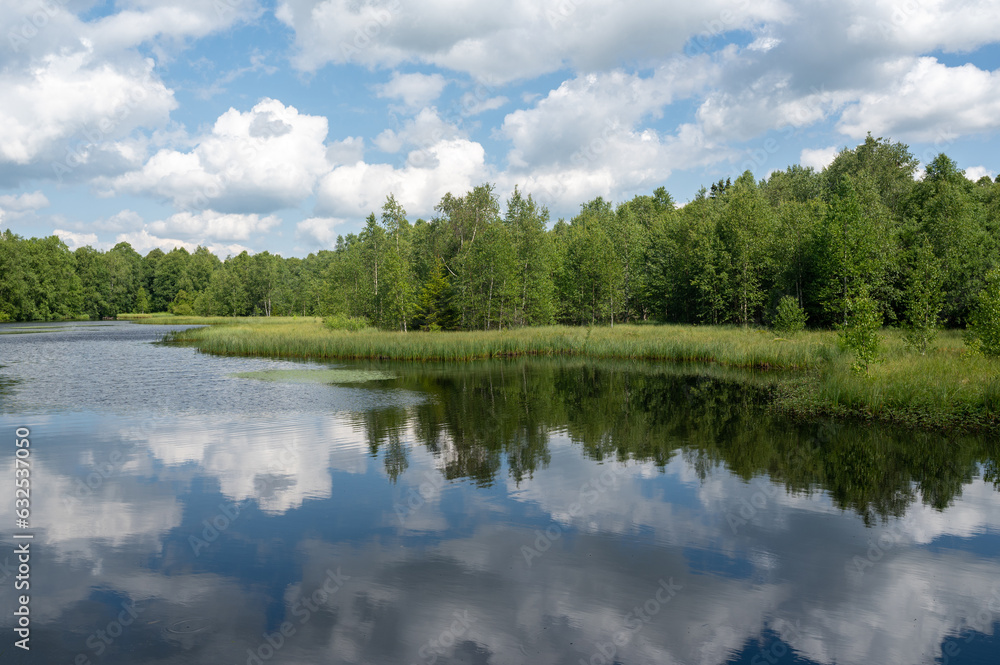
[127, 316, 1000, 433]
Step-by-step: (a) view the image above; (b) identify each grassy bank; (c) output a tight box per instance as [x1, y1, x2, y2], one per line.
[162, 320, 835, 367]
[147, 316, 999, 431]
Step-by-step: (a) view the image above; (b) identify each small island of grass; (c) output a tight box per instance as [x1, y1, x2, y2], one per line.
[130, 315, 1000, 433]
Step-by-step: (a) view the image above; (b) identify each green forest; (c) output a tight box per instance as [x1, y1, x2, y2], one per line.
[3, 135, 1000, 335]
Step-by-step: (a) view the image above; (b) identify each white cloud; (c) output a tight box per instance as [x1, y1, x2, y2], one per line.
[458, 92, 508, 116]
[502, 60, 716, 169]
[966, 166, 994, 182]
[114, 228, 253, 257]
[847, 0, 1000, 55]
[0, 50, 175, 172]
[86, 0, 263, 55]
[837, 58, 1000, 141]
[92, 209, 146, 232]
[1, 0, 261, 63]
[374, 107, 465, 154]
[53, 228, 99, 250]
[297, 216, 346, 247]
[499, 126, 713, 212]
[493, 62, 737, 211]
[275, 0, 790, 82]
[326, 136, 366, 166]
[696, 71, 854, 142]
[317, 138, 487, 219]
[108, 98, 330, 213]
[114, 228, 196, 254]
[149, 210, 282, 242]
[0, 190, 50, 222]
[800, 145, 841, 171]
[376, 71, 448, 108]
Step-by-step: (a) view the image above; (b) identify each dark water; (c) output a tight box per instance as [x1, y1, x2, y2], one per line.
[1, 321, 999, 665]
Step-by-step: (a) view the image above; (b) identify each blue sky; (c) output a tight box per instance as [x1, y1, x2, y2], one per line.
[2, 0, 1000, 258]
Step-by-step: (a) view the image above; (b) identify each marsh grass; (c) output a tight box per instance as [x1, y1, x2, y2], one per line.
[154, 318, 999, 430]
[117, 312, 172, 319]
[166, 322, 837, 367]
[782, 329, 1000, 429]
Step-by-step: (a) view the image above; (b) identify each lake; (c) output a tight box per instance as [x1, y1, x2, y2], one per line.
[1, 321, 999, 665]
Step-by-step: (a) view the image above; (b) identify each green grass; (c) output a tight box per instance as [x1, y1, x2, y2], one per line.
[779, 329, 1000, 430]
[152, 317, 1000, 431]
[122, 314, 321, 326]
[165, 321, 833, 368]
[117, 312, 175, 320]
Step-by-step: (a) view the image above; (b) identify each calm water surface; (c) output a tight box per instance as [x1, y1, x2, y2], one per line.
[1, 321, 999, 665]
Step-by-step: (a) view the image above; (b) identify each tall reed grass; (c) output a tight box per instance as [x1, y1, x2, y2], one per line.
[153, 318, 999, 430]
[165, 322, 835, 368]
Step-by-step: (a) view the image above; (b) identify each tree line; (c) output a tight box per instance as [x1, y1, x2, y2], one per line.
[2, 134, 999, 332]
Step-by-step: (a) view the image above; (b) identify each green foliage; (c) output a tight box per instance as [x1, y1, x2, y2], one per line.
[906, 153, 986, 325]
[323, 314, 371, 331]
[839, 291, 883, 374]
[965, 268, 1000, 357]
[773, 296, 807, 335]
[716, 171, 775, 325]
[0, 230, 83, 321]
[814, 175, 895, 326]
[167, 320, 1000, 432]
[556, 197, 625, 325]
[901, 236, 944, 354]
[0, 134, 993, 338]
[168, 289, 195, 316]
[415, 257, 457, 331]
[504, 187, 555, 326]
[134, 286, 150, 313]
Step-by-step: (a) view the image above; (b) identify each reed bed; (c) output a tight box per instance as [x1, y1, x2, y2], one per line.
[164, 321, 836, 369]
[153, 318, 999, 430]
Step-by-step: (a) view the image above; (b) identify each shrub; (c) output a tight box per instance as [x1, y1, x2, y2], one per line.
[965, 268, 1000, 357]
[772, 296, 807, 335]
[323, 314, 371, 332]
[901, 237, 944, 355]
[838, 293, 882, 375]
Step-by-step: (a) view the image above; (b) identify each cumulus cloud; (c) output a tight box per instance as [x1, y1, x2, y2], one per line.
[846, 0, 1000, 56]
[79, 209, 278, 256]
[297, 216, 346, 247]
[274, 0, 789, 80]
[86, 0, 263, 54]
[114, 228, 252, 257]
[91, 208, 145, 232]
[966, 166, 994, 182]
[148, 210, 282, 242]
[376, 71, 448, 108]
[495, 61, 734, 209]
[326, 136, 366, 166]
[0, 190, 50, 222]
[800, 145, 841, 171]
[502, 59, 717, 169]
[108, 98, 330, 213]
[317, 138, 487, 219]
[837, 58, 1000, 141]
[0, 50, 175, 178]
[501, 123, 727, 211]
[374, 107, 465, 154]
[458, 91, 508, 116]
[53, 228, 99, 250]
[0, 0, 256, 184]
[7, 0, 1000, 246]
